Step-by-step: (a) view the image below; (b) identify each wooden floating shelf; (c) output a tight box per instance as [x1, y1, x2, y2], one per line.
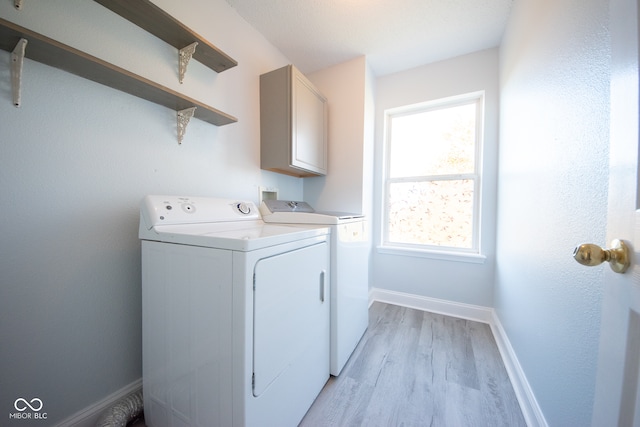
[93, 0, 237, 74]
[0, 18, 237, 127]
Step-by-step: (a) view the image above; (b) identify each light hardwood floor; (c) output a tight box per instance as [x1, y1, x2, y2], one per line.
[299, 302, 527, 427]
[132, 302, 526, 427]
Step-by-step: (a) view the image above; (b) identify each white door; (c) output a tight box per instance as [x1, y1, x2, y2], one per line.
[590, 0, 640, 424]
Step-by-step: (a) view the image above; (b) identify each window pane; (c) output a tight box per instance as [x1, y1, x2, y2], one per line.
[389, 103, 476, 178]
[387, 180, 474, 248]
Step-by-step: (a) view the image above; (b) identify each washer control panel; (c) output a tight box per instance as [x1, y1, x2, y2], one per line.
[141, 195, 259, 228]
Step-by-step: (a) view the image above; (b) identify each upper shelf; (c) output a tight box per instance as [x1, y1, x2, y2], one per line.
[93, 0, 237, 74]
[0, 18, 237, 127]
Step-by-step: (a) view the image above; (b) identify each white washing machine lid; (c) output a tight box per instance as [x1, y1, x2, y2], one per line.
[260, 200, 364, 225]
[139, 195, 329, 251]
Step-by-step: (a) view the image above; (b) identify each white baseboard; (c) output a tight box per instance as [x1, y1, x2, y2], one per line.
[369, 288, 547, 427]
[369, 287, 493, 323]
[490, 312, 549, 427]
[52, 378, 142, 427]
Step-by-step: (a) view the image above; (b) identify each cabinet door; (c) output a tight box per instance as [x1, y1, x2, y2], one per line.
[260, 65, 328, 177]
[292, 70, 327, 175]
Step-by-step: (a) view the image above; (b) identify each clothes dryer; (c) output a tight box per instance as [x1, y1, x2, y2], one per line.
[259, 200, 369, 376]
[139, 195, 330, 427]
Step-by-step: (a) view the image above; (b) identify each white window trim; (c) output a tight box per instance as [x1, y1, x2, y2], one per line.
[379, 91, 485, 260]
[376, 245, 487, 264]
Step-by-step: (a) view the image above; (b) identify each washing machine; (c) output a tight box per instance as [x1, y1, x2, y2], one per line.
[259, 200, 369, 376]
[139, 195, 330, 427]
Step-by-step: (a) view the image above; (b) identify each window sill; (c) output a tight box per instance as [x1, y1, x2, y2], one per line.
[377, 246, 487, 264]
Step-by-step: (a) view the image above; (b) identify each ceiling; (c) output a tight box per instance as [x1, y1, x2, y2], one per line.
[225, 0, 514, 76]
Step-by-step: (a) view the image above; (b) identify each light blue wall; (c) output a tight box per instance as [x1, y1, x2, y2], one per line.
[305, 56, 373, 216]
[0, 0, 302, 424]
[496, 0, 610, 424]
[304, 56, 376, 221]
[371, 49, 500, 307]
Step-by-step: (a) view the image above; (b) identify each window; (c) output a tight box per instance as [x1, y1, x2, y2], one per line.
[382, 92, 484, 258]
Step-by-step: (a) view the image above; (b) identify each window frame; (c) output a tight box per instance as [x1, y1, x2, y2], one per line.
[380, 91, 486, 263]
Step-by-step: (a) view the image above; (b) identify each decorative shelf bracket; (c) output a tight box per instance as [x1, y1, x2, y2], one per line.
[1, 18, 237, 128]
[178, 42, 198, 84]
[93, 0, 237, 73]
[11, 38, 27, 107]
[14, 0, 23, 10]
[177, 107, 196, 144]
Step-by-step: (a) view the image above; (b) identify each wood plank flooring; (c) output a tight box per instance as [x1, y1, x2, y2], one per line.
[299, 302, 527, 427]
[131, 302, 526, 427]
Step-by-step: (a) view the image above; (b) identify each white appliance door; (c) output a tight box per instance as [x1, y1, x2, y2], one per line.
[252, 242, 329, 423]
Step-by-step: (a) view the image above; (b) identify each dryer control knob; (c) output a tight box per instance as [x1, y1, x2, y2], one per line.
[237, 202, 251, 215]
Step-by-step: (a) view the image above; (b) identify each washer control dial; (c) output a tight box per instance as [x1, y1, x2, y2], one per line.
[181, 203, 196, 214]
[236, 202, 251, 215]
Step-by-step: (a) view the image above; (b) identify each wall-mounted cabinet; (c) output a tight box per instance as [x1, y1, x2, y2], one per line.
[260, 65, 327, 177]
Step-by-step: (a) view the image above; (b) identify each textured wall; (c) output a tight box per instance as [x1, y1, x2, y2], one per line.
[0, 0, 300, 424]
[496, 0, 610, 424]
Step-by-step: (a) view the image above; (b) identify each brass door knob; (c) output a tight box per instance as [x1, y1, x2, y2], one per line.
[573, 239, 630, 274]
